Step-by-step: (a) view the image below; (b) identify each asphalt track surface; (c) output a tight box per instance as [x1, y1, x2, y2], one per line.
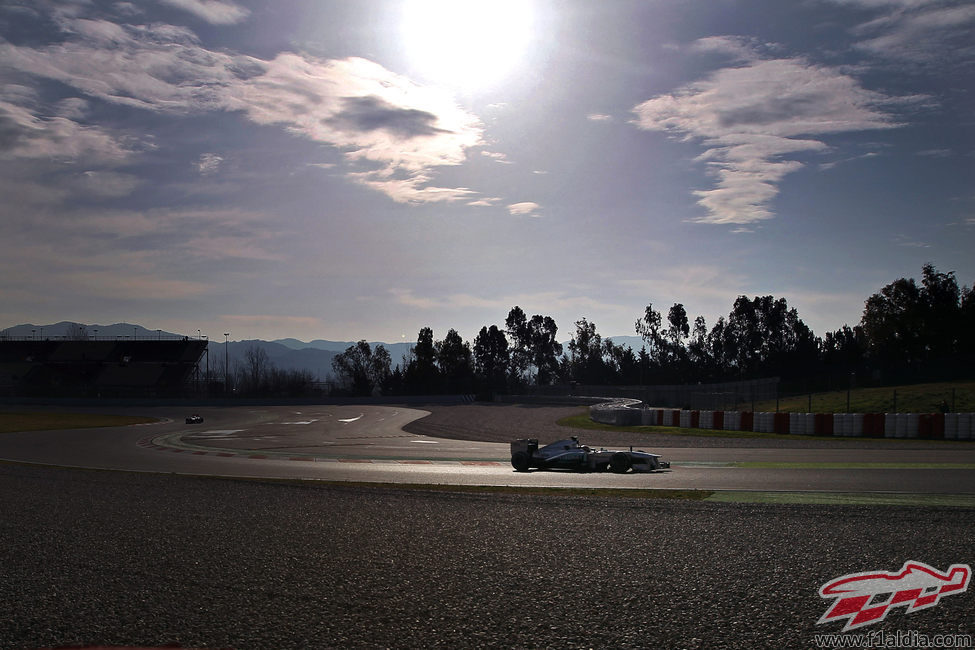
[2, 403, 975, 496]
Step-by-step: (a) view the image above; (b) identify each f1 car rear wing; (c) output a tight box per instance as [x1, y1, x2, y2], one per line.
[510, 438, 539, 456]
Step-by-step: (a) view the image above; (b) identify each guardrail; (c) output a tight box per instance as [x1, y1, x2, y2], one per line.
[589, 402, 973, 440]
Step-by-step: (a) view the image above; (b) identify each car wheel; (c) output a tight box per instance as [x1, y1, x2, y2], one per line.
[511, 451, 531, 472]
[610, 452, 631, 473]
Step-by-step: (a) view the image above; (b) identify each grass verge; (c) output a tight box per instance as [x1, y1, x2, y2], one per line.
[756, 380, 975, 414]
[0, 411, 155, 433]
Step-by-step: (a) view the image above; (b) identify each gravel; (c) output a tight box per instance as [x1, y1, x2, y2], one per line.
[1, 463, 972, 649]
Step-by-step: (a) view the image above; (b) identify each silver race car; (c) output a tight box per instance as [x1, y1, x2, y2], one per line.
[510, 436, 670, 473]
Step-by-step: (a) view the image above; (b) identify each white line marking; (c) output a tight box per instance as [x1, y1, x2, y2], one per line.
[186, 430, 243, 438]
[338, 414, 364, 423]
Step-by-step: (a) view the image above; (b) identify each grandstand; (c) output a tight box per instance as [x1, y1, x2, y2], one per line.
[0, 338, 208, 397]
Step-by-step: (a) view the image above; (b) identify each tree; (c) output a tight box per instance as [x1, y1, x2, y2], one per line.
[962, 284, 975, 360]
[687, 315, 711, 372]
[716, 295, 816, 379]
[567, 317, 604, 384]
[527, 314, 563, 385]
[473, 325, 509, 393]
[861, 276, 925, 371]
[403, 327, 440, 393]
[860, 265, 968, 378]
[331, 341, 391, 396]
[663, 302, 691, 377]
[436, 329, 474, 393]
[505, 307, 563, 385]
[505, 306, 531, 382]
[603, 339, 639, 384]
[920, 263, 961, 361]
[667, 303, 690, 351]
[241, 345, 271, 394]
[635, 303, 664, 364]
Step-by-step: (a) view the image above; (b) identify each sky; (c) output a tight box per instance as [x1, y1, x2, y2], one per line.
[1, 0, 973, 345]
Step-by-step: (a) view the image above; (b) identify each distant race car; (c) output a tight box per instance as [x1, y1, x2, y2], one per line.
[510, 436, 670, 473]
[185, 414, 204, 424]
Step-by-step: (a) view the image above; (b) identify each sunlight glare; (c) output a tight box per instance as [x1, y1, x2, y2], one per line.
[400, 0, 535, 91]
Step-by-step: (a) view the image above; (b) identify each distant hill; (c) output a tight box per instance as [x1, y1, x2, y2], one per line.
[1, 321, 180, 340]
[604, 335, 647, 351]
[2, 322, 647, 381]
[272, 337, 415, 358]
[0, 322, 420, 380]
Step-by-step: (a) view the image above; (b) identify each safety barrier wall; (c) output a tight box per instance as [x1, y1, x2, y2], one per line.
[589, 401, 974, 439]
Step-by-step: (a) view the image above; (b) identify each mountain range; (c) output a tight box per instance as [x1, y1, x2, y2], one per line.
[1, 322, 648, 380]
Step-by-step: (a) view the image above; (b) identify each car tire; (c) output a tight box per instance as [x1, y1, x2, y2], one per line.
[511, 451, 531, 472]
[610, 452, 631, 473]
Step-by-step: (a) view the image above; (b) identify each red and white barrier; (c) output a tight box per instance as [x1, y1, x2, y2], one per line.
[590, 401, 973, 440]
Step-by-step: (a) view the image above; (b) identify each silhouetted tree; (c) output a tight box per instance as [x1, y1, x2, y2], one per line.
[567, 317, 604, 384]
[505, 307, 562, 385]
[635, 303, 664, 365]
[242, 345, 271, 394]
[473, 325, 509, 393]
[436, 328, 474, 393]
[860, 264, 969, 379]
[331, 340, 391, 396]
[403, 327, 440, 393]
[667, 303, 689, 354]
[603, 339, 639, 385]
[505, 306, 531, 383]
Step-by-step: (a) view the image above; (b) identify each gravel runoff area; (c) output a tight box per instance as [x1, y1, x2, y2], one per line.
[402, 402, 968, 449]
[1, 463, 973, 649]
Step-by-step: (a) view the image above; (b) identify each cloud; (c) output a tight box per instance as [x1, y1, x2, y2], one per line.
[467, 197, 502, 207]
[819, 151, 880, 170]
[480, 151, 512, 164]
[828, 0, 975, 65]
[389, 288, 439, 310]
[55, 97, 90, 119]
[197, 152, 223, 175]
[159, 0, 250, 25]
[71, 170, 141, 197]
[232, 54, 482, 177]
[632, 40, 908, 224]
[893, 234, 931, 247]
[327, 96, 448, 138]
[587, 113, 613, 122]
[0, 14, 484, 204]
[508, 201, 541, 217]
[219, 314, 324, 331]
[0, 98, 130, 163]
[916, 148, 951, 157]
[689, 35, 767, 62]
[347, 171, 477, 204]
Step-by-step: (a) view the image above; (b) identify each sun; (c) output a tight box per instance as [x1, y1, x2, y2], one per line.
[399, 0, 535, 91]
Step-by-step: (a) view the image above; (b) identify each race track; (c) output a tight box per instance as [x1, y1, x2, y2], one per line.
[2, 403, 975, 496]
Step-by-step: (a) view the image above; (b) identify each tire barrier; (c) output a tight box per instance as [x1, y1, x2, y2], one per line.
[589, 401, 974, 440]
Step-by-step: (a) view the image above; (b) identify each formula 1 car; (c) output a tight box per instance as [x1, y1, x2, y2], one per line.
[185, 414, 204, 424]
[510, 437, 670, 473]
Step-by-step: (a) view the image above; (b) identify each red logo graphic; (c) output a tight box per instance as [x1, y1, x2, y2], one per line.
[818, 561, 970, 632]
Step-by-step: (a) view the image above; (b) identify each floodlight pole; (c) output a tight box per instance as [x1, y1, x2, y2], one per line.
[224, 333, 230, 396]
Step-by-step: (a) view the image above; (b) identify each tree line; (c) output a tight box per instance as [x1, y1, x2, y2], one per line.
[327, 264, 974, 397]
